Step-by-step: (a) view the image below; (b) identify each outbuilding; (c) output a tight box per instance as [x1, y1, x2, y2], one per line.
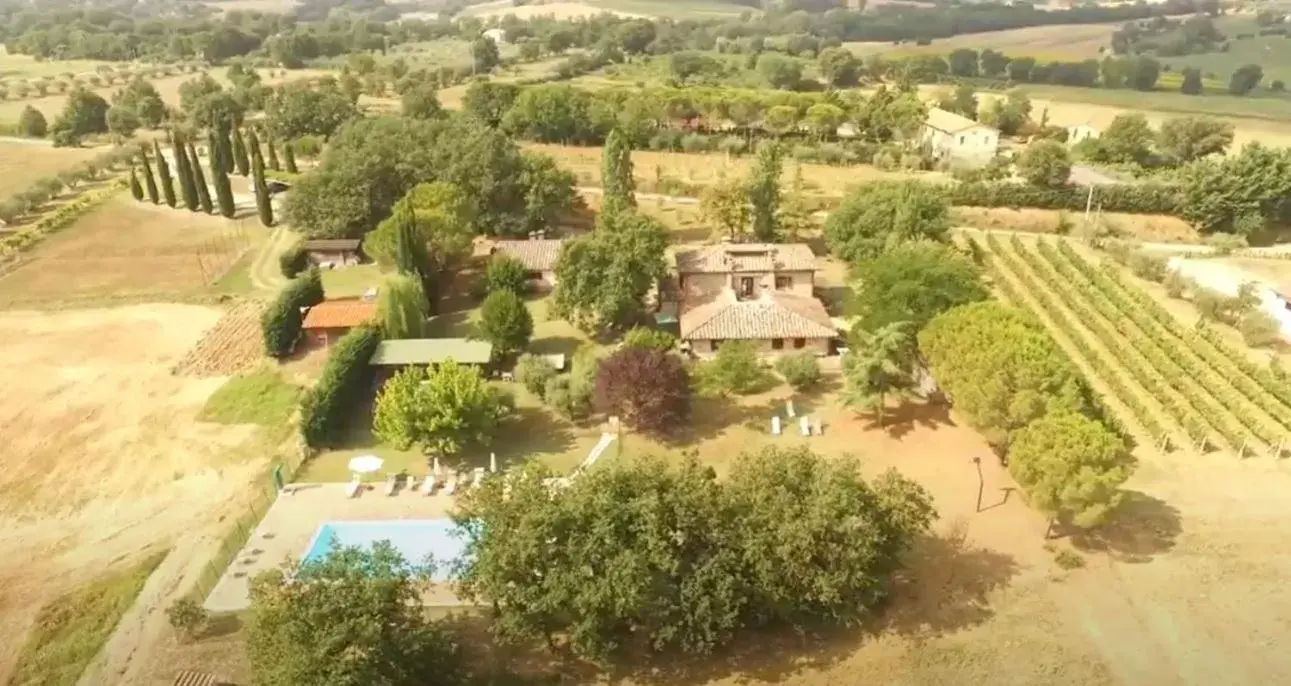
[921, 107, 1000, 162]
[301, 299, 378, 347]
[303, 239, 362, 267]
[368, 338, 495, 381]
[489, 239, 565, 289]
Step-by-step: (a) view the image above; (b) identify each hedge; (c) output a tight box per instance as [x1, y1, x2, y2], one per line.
[299, 326, 381, 448]
[260, 268, 324, 358]
[947, 182, 1182, 215]
[278, 238, 308, 278]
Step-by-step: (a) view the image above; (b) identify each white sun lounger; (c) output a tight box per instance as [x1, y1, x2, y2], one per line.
[406, 476, 419, 493]
[472, 467, 485, 489]
[384, 475, 398, 496]
[422, 474, 437, 496]
[346, 479, 362, 498]
[445, 473, 459, 496]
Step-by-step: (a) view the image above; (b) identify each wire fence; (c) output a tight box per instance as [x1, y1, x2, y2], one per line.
[188, 448, 307, 606]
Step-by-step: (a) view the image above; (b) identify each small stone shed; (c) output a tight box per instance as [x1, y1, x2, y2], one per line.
[368, 338, 495, 382]
[301, 299, 378, 347]
[303, 239, 362, 267]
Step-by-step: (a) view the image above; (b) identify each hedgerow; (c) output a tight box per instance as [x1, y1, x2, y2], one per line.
[299, 326, 381, 448]
[260, 268, 324, 358]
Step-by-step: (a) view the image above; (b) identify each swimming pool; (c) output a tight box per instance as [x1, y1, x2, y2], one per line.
[302, 519, 467, 581]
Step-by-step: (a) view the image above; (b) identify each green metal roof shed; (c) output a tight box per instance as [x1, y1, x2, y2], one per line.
[368, 339, 494, 366]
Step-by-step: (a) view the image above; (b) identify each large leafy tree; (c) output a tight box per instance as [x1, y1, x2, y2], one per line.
[918, 301, 1089, 448]
[17, 105, 46, 137]
[747, 143, 782, 241]
[552, 210, 667, 332]
[1016, 139, 1072, 188]
[848, 241, 987, 333]
[843, 322, 915, 426]
[366, 181, 474, 275]
[818, 47, 861, 87]
[373, 361, 511, 457]
[1008, 412, 1134, 532]
[266, 80, 359, 140]
[401, 83, 443, 120]
[601, 128, 636, 214]
[479, 290, 534, 358]
[1091, 113, 1154, 165]
[519, 153, 578, 235]
[50, 87, 109, 146]
[472, 37, 500, 73]
[725, 446, 936, 627]
[113, 77, 166, 128]
[697, 340, 767, 396]
[594, 347, 690, 434]
[1179, 143, 1291, 234]
[825, 181, 951, 263]
[246, 543, 464, 686]
[1228, 63, 1263, 95]
[462, 81, 520, 128]
[1157, 116, 1234, 164]
[700, 175, 749, 242]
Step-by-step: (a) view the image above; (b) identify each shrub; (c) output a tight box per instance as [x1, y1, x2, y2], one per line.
[594, 347, 690, 434]
[699, 341, 773, 395]
[1205, 232, 1247, 256]
[775, 352, 821, 390]
[1053, 549, 1086, 570]
[260, 269, 324, 358]
[299, 326, 381, 448]
[1128, 251, 1168, 282]
[278, 239, 308, 278]
[622, 326, 676, 352]
[680, 133, 711, 153]
[17, 105, 46, 137]
[544, 374, 589, 420]
[166, 598, 207, 641]
[484, 254, 528, 295]
[1239, 310, 1282, 348]
[1192, 287, 1232, 323]
[516, 353, 557, 395]
[1163, 269, 1190, 298]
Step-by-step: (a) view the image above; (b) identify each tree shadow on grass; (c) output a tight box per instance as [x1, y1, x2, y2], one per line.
[199, 612, 244, 640]
[425, 310, 477, 339]
[1069, 490, 1181, 564]
[860, 400, 957, 440]
[527, 335, 584, 358]
[464, 405, 578, 471]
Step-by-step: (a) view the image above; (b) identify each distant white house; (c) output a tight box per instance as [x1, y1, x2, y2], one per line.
[482, 28, 506, 44]
[1066, 123, 1099, 145]
[920, 107, 999, 162]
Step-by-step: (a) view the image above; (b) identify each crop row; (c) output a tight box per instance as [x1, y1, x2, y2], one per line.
[1036, 239, 1258, 453]
[981, 234, 1169, 444]
[1057, 241, 1291, 432]
[1004, 236, 1212, 447]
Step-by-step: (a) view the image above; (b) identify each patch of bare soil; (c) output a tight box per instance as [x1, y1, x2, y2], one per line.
[172, 301, 266, 377]
[0, 304, 277, 684]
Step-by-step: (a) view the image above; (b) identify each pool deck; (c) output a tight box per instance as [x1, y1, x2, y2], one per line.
[203, 482, 466, 612]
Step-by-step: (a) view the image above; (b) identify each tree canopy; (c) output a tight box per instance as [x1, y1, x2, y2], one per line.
[825, 181, 952, 263]
[552, 210, 668, 332]
[1016, 139, 1072, 188]
[266, 80, 359, 140]
[848, 241, 988, 333]
[594, 347, 690, 434]
[372, 361, 512, 458]
[1157, 116, 1234, 164]
[1008, 412, 1133, 530]
[479, 290, 534, 358]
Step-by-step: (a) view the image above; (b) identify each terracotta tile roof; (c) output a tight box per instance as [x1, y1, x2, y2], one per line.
[172, 671, 220, 686]
[924, 107, 993, 134]
[302, 299, 377, 330]
[680, 290, 837, 341]
[303, 239, 361, 251]
[674, 243, 816, 274]
[491, 239, 565, 271]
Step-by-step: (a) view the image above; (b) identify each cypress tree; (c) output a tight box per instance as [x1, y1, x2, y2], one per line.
[172, 132, 199, 212]
[252, 149, 274, 227]
[139, 149, 159, 204]
[284, 142, 298, 174]
[231, 126, 250, 176]
[749, 143, 783, 242]
[209, 130, 236, 218]
[266, 132, 281, 171]
[601, 128, 636, 215]
[217, 125, 234, 173]
[153, 140, 176, 208]
[247, 127, 264, 169]
[189, 141, 213, 214]
[394, 203, 418, 276]
[128, 167, 143, 201]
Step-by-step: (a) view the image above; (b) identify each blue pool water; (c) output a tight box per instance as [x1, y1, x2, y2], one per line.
[302, 519, 467, 581]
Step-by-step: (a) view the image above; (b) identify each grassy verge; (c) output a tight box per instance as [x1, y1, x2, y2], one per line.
[199, 367, 301, 426]
[10, 551, 168, 686]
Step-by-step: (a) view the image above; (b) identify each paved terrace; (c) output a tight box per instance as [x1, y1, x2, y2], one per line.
[203, 482, 466, 612]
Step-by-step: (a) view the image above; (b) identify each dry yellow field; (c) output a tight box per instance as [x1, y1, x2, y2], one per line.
[0, 141, 102, 197]
[462, 0, 645, 18]
[846, 22, 1118, 61]
[203, 0, 298, 12]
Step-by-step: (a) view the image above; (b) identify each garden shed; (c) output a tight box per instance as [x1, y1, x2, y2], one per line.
[368, 338, 494, 381]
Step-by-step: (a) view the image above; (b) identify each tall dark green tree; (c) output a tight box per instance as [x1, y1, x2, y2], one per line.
[231, 125, 251, 176]
[128, 167, 144, 201]
[217, 124, 234, 173]
[601, 128, 635, 215]
[247, 126, 264, 168]
[139, 148, 159, 204]
[252, 149, 274, 227]
[283, 141, 298, 173]
[172, 132, 199, 212]
[392, 202, 428, 277]
[266, 132, 281, 171]
[748, 143, 783, 242]
[153, 140, 177, 208]
[189, 140, 213, 214]
[209, 130, 236, 218]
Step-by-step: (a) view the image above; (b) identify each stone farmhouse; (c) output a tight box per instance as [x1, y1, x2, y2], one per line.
[489, 239, 564, 290]
[674, 243, 838, 356]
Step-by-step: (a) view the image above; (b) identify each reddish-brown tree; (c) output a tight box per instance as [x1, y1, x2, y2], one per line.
[594, 347, 690, 434]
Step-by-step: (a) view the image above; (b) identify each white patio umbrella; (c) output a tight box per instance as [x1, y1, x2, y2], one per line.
[348, 455, 384, 481]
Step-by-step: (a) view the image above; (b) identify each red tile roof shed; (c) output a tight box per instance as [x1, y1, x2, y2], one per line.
[301, 300, 377, 330]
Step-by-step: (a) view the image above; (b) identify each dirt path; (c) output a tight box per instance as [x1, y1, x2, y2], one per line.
[247, 224, 292, 294]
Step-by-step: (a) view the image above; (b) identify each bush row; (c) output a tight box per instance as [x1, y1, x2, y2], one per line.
[948, 182, 1182, 215]
[299, 326, 381, 449]
[260, 269, 324, 358]
[1037, 239, 1255, 452]
[278, 238, 308, 278]
[0, 144, 142, 224]
[0, 181, 125, 261]
[979, 233, 1165, 443]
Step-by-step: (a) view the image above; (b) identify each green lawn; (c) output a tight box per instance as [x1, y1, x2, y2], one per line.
[1157, 17, 1291, 86]
[198, 367, 301, 426]
[322, 263, 386, 298]
[10, 551, 168, 686]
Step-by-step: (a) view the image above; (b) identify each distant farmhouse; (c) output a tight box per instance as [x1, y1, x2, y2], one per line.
[921, 107, 1000, 162]
[673, 244, 838, 356]
[489, 239, 564, 289]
